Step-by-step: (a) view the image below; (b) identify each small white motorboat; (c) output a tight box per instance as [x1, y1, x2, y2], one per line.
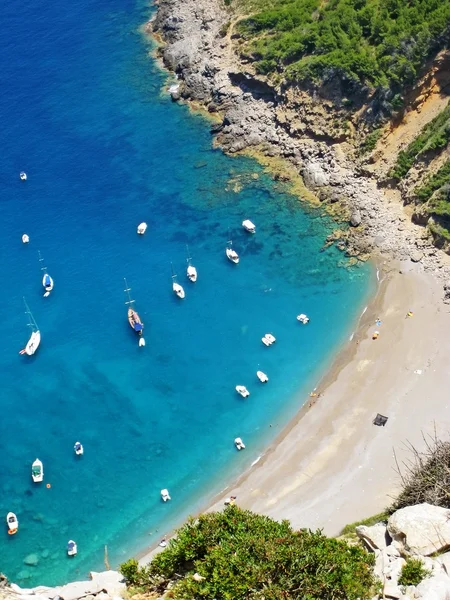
[242, 219, 256, 234]
[31, 458, 44, 483]
[236, 385, 250, 398]
[297, 313, 310, 324]
[20, 172, 27, 181]
[74, 442, 83, 456]
[234, 437, 246, 451]
[6, 512, 19, 535]
[67, 540, 77, 556]
[139, 337, 146, 347]
[20, 298, 41, 356]
[226, 243, 239, 264]
[262, 334, 276, 347]
[186, 245, 198, 282]
[257, 371, 268, 383]
[22, 234, 30, 244]
[161, 488, 171, 502]
[137, 222, 147, 235]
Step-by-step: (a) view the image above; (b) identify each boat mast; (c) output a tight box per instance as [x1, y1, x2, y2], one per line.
[171, 262, 177, 282]
[186, 245, 191, 266]
[123, 278, 135, 307]
[23, 297, 38, 332]
[38, 250, 47, 273]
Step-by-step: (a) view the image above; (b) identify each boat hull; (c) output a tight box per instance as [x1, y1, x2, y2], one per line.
[31, 459, 44, 483]
[128, 308, 144, 334]
[23, 331, 41, 355]
[6, 512, 18, 534]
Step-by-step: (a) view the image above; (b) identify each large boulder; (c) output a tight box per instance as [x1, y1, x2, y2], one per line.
[89, 572, 126, 597]
[414, 573, 450, 599]
[387, 504, 450, 556]
[302, 161, 329, 188]
[356, 523, 390, 550]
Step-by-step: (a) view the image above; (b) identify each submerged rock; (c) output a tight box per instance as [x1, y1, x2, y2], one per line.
[23, 554, 39, 567]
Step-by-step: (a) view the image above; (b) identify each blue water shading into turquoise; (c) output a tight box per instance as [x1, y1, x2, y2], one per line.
[0, 0, 374, 586]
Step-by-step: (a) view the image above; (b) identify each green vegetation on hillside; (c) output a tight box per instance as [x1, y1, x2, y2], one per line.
[235, 0, 450, 91]
[120, 507, 375, 599]
[390, 103, 450, 179]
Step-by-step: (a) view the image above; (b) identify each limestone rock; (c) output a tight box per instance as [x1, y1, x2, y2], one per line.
[410, 250, 424, 262]
[350, 209, 362, 227]
[302, 161, 329, 188]
[414, 573, 450, 599]
[387, 503, 450, 556]
[383, 581, 403, 598]
[356, 523, 390, 550]
[436, 551, 450, 575]
[89, 572, 126, 597]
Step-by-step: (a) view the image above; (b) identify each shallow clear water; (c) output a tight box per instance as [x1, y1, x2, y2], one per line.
[0, 0, 374, 586]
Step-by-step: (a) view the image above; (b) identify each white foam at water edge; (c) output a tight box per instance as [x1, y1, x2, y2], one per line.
[376, 268, 380, 281]
[251, 456, 262, 467]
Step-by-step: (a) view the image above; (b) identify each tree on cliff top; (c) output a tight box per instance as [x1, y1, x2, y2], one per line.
[121, 506, 375, 599]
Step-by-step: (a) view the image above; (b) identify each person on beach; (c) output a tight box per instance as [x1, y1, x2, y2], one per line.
[159, 536, 167, 548]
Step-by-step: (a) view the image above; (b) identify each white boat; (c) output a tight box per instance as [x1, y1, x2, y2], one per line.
[297, 313, 310, 324]
[234, 437, 246, 450]
[226, 240, 239, 264]
[74, 442, 83, 456]
[262, 333, 276, 347]
[20, 171, 27, 181]
[242, 219, 256, 234]
[38, 251, 54, 297]
[161, 488, 171, 502]
[22, 234, 30, 244]
[171, 265, 185, 299]
[257, 371, 268, 383]
[6, 512, 19, 535]
[137, 222, 147, 235]
[124, 278, 145, 347]
[67, 540, 77, 556]
[19, 299, 41, 356]
[236, 385, 250, 398]
[31, 458, 44, 483]
[186, 245, 197, 282]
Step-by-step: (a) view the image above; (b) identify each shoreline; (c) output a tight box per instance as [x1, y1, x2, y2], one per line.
[139, 259, 450, 565]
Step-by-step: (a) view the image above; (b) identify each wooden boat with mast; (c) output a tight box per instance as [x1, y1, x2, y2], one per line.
[124, 278, 145, 347]
[19, 298, 41, 356]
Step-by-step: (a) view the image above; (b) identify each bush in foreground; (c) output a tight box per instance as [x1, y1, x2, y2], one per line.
[398, 558, 431, 587]
[121, 506, 375, 599]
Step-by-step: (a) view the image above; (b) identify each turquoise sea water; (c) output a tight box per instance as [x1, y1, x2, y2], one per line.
[0, 0, 374, 586]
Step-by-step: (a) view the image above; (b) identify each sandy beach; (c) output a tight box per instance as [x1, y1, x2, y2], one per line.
[140, 259, 450, 564]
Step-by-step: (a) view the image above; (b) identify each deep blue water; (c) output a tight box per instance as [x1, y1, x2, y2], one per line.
[0, 0, 374, 586]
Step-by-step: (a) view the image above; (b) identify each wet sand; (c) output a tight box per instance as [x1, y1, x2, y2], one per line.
[140, 260, 450, 563]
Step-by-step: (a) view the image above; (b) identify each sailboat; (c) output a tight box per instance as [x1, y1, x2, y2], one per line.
[124, 278, 145, 347]
[186, 245, 197, 282]
[19, 298, 41, 356]
[171, 264, 185, 299]
[38, 251, 54, 297]
[226, 240, 239, 264]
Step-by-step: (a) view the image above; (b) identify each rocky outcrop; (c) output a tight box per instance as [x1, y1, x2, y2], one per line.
[387, 503, 450, 557]
[2, 572, 126, 600]
[149, 0, 450, 294]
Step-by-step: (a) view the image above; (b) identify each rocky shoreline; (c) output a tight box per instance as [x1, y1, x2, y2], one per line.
[149, 0, 450, 296]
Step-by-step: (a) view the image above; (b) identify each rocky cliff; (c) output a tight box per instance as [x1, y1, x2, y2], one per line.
[149, 0, 450, 295]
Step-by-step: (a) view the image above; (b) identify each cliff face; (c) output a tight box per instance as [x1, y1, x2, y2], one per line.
[150, 0, 450, 289]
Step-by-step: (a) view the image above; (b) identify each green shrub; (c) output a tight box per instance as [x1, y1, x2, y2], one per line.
[415, 159, 450, 203]
[340, 511, 390, 536]
[359, 129, 382, 155]
[146, 507, 375, 599]
[398, 558, 431, 586]
[235, 0, 450, 92]
[119, 558, 140, 585]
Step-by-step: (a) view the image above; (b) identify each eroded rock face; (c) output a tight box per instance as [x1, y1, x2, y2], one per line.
[356, 522, 390, 550]
[387, 503, 450, 556]
[414, 573, 450, 599]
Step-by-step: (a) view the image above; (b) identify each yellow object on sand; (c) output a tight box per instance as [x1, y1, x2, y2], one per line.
[372, 331, 379, 340]
[407, 311, 413, 318]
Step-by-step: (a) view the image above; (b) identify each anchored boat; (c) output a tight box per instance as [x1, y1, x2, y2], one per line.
[297, 313, 310, 324]
[262, 333, 276, 347]
[186, 245, 197, 282]
[31, 458, 44, 483]
[161, 488, 171, 502]
[74, 442, 84, 456]
[20, 171, 27, 181]
[226, 240, 239, 264]
[242, 219, 256, 233]
[124, 278, 145, 347]
[22, 234, 29, 244]
[6, 512, 18, 535]
[257, 371, 268, 383]
[137, 222, 147, 235]
[171, 264, 185, 299]
[236, 385, 250, 398]
[67, 540, 78, 556]
[234, 437, 246, 450]
[38, 251, 54, 297]
[19, 298, 40, 356]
